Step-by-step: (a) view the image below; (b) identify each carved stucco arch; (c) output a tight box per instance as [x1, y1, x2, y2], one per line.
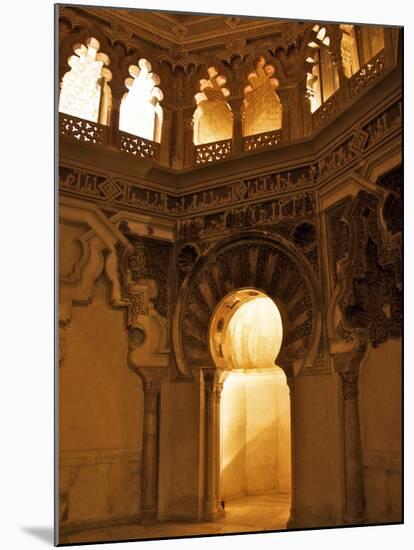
[173, 231, 322, 378]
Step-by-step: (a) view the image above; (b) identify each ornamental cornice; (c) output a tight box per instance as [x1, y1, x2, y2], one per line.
[59, 94, 401, 223]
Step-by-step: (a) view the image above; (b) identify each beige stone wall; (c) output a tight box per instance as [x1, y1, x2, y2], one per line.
[360, 339, 402, 524]
[294, 373, 344, 527]
[158, 370, 205, 521]
[221, 371, 291, 501]
[59, 275, 143, 527]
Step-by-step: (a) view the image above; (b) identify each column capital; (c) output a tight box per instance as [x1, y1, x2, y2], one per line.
[228, 96, 244, 115]
[205, 381, 223, 402]
[203, 368, 227, 401]
[339, 369, 359, 400]
[143, 380, 162, 395]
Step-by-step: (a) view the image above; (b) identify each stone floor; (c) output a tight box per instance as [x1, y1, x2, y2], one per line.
[60, 493, 291, 544]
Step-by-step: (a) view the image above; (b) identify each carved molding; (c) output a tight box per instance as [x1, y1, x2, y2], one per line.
[362, 451, 401, 473]
[60, 448, 141, 467]
[59, 196, 130, 324]
[59, 98, 402, 224]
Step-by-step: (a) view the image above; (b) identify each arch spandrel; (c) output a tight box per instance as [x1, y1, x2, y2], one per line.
[173, 232, 322, 379]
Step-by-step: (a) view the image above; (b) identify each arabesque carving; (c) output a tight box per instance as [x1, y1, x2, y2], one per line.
[173, 233, 321, 378]
[337, 190, 402, 348]
[116, 224, 171, 321]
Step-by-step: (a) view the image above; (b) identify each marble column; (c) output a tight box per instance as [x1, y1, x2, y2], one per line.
[204, 369, 225, 520]
[159, 105, 173, 167]
[302, 79, 314, 137]
[331, 32, 351, 102]
[229, 98, 244, 155]
[108, 93, 122, 149]
[141, 380, 161, 522]
[183, 111, 195, 168]
[135, 373, 163, 524]
[278, 88, 291, 143]
[172, 108, 184, 169]
[283, 363, 296, 528]
[339, 369, 364, 524]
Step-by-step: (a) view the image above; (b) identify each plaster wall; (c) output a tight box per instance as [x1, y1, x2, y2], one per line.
[158, 370, 205, 521]
[360, 339, 402, 524]
[59, 275, 143, 526]
[293, 373, 343, 528]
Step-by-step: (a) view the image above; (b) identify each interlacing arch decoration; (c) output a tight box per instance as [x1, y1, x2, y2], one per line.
[242, 56, 282, 138]
[335, 190, 402, 348]
[59, 37, 112, 125]
[119, 58, 164, 143]
[305, 25, 339, 113]
[193, 66, 233, 146]
[173, 232, 322, 378]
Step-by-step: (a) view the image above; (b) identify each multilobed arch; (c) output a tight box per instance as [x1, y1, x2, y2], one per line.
[119, 58, 164, 143]
[242, 57, 282, 137]
[340, 24, 360, 78]
[173, 233, 321, 378]
[305, 25, 338, 113]
[193, 66, 233, 145]
[59, 37, 112, 124]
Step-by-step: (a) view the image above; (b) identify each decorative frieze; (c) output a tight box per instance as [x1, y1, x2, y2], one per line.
[178, 191, 316, 240]
[59, 99, 401, 220]
[362, 100, 402, 150]
[60, 448, 141, 467]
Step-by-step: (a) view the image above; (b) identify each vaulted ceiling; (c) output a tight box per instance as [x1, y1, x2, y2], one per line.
[68, 6, 302, 52]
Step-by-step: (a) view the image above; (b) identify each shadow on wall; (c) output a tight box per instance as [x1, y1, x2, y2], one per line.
[221, 421, 292, 502]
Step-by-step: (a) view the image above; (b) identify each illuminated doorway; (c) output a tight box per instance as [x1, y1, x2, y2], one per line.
[209, 289, 291, 528]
